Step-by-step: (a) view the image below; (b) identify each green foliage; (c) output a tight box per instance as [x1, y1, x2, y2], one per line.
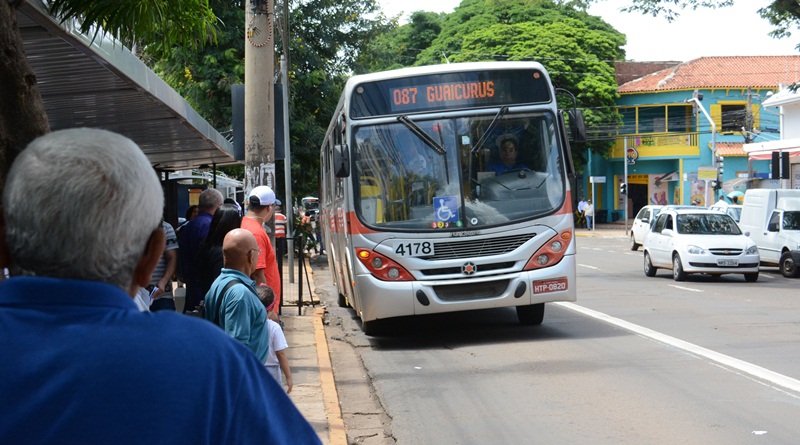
[146, 0, 389, 199]
[145, 0, 244, 130]
[49, 0, 218, 50]
[358, 0, 625, 171]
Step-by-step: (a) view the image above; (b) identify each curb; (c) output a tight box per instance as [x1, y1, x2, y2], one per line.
[313, 307, 347, 445]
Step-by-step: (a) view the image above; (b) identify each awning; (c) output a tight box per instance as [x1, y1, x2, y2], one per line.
[742, 138, 800, 161]
[17, 0, 238, 170]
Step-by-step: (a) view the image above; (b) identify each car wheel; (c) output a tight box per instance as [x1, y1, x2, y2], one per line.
[337, 292, 349, 308]
[744, 272, 759, 282]
[517, 304, 545, 325]
[779, 251, 800, 278]
[644, 252, 657, 277]
[630, 234, 639, 251]
[672, 253, 687, 281]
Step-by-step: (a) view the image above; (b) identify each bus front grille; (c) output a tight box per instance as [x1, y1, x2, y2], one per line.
[433, 280, 509, 302]
[420, 261, 515, 276]
[428, 234, 535, 261]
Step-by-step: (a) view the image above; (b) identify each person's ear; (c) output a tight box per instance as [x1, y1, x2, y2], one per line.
[128, 228, 166, 296]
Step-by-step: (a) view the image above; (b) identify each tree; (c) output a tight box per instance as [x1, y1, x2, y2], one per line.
[147, 0, 390, 200]
[356, 11, 445, 73]
[358, 0, 625, 170]
[0, 0, 218, 191]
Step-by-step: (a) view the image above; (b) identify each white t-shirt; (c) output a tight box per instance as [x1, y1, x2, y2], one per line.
[264, 319, 289, 381]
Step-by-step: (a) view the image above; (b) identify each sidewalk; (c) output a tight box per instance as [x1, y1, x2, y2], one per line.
[574, 219, 631, 238]
[278, 255, 346, 445]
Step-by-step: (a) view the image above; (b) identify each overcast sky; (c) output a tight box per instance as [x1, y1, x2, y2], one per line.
[376, 0, 799, 62]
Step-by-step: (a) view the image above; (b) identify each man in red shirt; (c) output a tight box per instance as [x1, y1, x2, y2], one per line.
[241, 186, 281, 320]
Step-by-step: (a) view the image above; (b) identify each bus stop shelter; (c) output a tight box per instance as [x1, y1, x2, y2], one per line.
[16, 0, 238, 171]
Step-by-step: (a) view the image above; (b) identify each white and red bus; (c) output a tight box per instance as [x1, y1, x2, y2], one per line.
[319, 62, 582, 334]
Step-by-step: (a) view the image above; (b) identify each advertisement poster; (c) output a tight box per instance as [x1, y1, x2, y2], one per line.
[648, 175, 669, 205]
[690, 180, 706, 206]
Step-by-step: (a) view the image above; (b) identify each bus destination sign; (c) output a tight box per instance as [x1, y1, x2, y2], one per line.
[350, 69, 552, 118]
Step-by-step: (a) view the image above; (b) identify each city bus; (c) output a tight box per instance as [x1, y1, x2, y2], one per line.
[319, 62, 583, 334]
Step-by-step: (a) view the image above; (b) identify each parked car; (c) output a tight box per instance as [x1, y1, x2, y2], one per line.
[630, 205, 663, 251]
[643, 208, 760, 282]
[631, 205, 697, 251]
[709, 204, 743, 223]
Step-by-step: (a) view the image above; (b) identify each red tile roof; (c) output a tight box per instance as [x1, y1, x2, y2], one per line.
[618, 56, 800, 93]
[716, 142, 746, 157]
[614, 61, 681, 85]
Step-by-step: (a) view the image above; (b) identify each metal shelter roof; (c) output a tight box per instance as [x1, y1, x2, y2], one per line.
[17, 0, 238, 170]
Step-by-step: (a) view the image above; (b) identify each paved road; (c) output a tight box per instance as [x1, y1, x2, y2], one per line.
[315, 235, 800, 444]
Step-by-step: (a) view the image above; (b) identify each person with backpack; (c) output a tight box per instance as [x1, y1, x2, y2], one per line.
[203, 228, 270, 362]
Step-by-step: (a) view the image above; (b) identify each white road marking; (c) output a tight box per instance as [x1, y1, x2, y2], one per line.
[578, 264, 600, 270]
[668, 285, 703, 293]
[556, 302, 800, 397]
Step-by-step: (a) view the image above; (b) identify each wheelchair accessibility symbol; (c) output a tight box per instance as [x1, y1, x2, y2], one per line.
[434, 196, 459, 224]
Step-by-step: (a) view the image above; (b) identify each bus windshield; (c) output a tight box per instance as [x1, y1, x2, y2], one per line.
[353, 111, 565, 230]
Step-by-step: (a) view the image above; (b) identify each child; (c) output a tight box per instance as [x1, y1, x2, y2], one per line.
[257, 284, 293, 393]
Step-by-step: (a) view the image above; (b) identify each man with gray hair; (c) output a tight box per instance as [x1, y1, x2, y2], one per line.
[0, 128, 320, 444]
[178, 187, 223, 313]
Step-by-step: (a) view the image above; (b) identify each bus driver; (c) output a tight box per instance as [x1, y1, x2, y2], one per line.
[488, 135, 529, 175]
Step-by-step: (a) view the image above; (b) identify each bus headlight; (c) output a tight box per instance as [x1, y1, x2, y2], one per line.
[355, 248, 415, 281]
[525, 229, 572, 271]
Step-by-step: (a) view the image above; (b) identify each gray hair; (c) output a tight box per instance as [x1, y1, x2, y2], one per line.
[3, 128, 163, 289]
[198, 188, 223, 212]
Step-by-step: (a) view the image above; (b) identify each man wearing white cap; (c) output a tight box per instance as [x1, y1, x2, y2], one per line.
[242, 185, 282, 319]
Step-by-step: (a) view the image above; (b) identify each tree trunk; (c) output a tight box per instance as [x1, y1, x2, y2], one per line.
[0, 1, 50, 192]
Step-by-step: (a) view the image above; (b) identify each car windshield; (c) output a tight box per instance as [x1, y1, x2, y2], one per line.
[676, 213, 741, 235]
[352, 111, 565, 230]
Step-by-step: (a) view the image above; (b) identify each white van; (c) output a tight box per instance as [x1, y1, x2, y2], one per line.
[738, 189, 800, 277]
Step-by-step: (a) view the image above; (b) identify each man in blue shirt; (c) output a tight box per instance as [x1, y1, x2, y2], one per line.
[178, 187, 223, 313]
[205, 228, 270, 362]
[0, 128, 320, 444]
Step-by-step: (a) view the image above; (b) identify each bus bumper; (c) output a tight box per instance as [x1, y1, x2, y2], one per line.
[355, 253, 576, 323]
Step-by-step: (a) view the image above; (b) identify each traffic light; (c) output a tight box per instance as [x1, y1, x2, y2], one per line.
[619, 182, 627, 195]
[715, 155, 724, 176]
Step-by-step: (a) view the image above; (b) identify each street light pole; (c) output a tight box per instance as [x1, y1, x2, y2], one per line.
[686, 93, 717, 205]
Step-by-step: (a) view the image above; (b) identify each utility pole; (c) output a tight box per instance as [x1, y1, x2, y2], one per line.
[244, 0, 275, 195]
[745, 88, 754, 143]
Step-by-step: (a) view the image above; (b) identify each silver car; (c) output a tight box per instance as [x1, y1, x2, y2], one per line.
[643, 208, 760, 282]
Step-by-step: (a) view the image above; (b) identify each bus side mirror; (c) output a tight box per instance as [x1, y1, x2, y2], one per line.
[333, 144, 350, 178]
[567, 109, 586, 144]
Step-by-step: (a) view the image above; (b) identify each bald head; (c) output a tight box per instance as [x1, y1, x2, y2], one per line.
[222, 229, 259, 275]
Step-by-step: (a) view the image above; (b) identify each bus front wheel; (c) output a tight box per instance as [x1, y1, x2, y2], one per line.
[517, 303, 545, 325]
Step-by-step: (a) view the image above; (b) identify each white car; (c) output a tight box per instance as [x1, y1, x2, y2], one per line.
[709, 204, 743, 223]
[642, 208, 760, 282]
[630, 205, 662, 251]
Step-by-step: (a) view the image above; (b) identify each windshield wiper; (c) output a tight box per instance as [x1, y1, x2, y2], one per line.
[471, 106, 509, 154]
[397, 115, 446, 156]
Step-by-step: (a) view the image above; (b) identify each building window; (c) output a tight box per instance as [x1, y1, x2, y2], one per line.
[720, 104, 747, 132]
[668, 105, 693, 132]
[638, 106, 666, 133]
